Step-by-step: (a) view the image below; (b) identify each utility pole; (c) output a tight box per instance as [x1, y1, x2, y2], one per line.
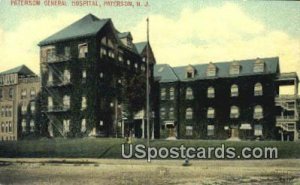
[146, 17, 150, 148]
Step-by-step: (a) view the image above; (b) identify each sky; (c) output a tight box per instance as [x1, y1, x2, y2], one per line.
[0, 0, 299, 93]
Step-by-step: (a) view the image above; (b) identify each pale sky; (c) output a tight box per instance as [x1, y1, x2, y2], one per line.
[0, 0, 299, 93]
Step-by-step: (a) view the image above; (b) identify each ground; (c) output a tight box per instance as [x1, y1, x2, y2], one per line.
[0, 159, 299, 185]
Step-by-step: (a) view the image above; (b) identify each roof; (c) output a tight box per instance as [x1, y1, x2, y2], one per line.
[154, 57, 280, 82]
[118, 32, 132, 39]
[0, 65, 36, 76]
[154, 64, 179, 83]
[39, 14, 110, 46]
[134, 42, 148, 55]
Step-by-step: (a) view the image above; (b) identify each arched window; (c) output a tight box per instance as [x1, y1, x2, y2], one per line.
[254, 105, 263, 120]
[30, 120, 35, 132]
[231, 84, 239, 97]
[254, 83, 263, 96]
[207, 86, 215, 98]
[160, 107, 166, 119]
[63, 119, 70, 133]
[21, 119, 26, 132]
[186, 87, 193, 100]
[169, 87, 175, 100]
[207, 107, 215, 119]
[160, 88, 166, 100]
[169, 107, 174, 119]
[230, 106, 239, 118]
[186, 108, 193, 119]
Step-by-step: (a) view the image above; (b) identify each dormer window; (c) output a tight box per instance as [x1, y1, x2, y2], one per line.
[78, 43, 88, 58]
[186, 65, 196, 78]
[254, 58, 265, 73]
[229, 61, 240, 75]
[206, 62, 217, 77]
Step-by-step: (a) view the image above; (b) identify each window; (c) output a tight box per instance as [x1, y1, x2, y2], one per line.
[81, 119, 86, 132]
[254, 83, 263, 96]
[207, 125, 215, 136]
[78, 43, 88, 58]
[63, 69, 71, 83]
[82, 70, 87, 79]
[48, 70, 53, 83]
[108, 50, 115, 58]
[21, 104, 27, 114]
[81, 96, 87, 110]
[160, 88, 166, 100]
[1, 122, 4, 133]
[30, 89, 36, 98]
[46, 47, 56, 62]
[118, 55, 123, 62]
[64, 46, 71, 57]
[22, 119, 26, 132]
[229, 61, 240, 75]
[186, 126, 193, 136]
[30, 120, 35, 132]
[186, 108, 193, 119]
[5, 122, 8, 133]
[186, 65, 196, 78]
[207, 62, 217, 77]
[207, 107, 215, 119]
[21, 89, 27, 99]
[127, 60, 131, 66]
[0, 89, 2, 100]
[100, 47, 107, 57]
[169, 87, 175, 100]
[169, 107, 174, 119]
[48, 96, 53, 109]
[30, 102, 35, 113]
[254, 125, 263, 136]
[254, 105, 263, 120]
[9, 88, 13, 99]
[207, 87, 215, 98]
[1, 107, 4, 117]
[134, 63, 138, 69]
[230, 106, 239, 119]
[231, 84, 238, 97]
[160, 108, 166, 119]
[63, 119, 70, 133]
[254, 58, 265, 73]
[63, 95, 70, 109]
[186, 87, 193, 100]
[8, 122, 12, 132]
[141, 65, 146, 72]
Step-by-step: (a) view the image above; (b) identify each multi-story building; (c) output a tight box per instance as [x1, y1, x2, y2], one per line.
[38, 14, 156, 138]
[154, 57, 300, 141]
[0, 65, 40, 141]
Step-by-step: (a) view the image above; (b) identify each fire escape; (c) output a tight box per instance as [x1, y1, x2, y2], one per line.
[275, 72, 299, 141]
[41, 49, 71, 137]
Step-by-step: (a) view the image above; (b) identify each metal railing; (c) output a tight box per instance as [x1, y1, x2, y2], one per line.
[47, 54, 71, 63]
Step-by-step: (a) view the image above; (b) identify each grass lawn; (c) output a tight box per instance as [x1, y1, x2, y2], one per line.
[0, 138, 299, 159]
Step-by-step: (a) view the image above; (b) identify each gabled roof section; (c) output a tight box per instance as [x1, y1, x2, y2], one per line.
[154, 64, 179, 83]
[0, 65, 36, 76]
[166, 57, 280, 81]
[118, 32, 132, 39]
[134, 42, 147, 55]
[39, 14, 110, 46]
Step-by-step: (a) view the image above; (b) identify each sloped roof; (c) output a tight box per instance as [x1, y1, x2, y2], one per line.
[118, 32, 132, 39]
[154, 57, 280, 82]
[154, 64, 179, 83]
[0, 65, 36, 76]
[134, 42, 147, 55]
[39, 14, 110, 46]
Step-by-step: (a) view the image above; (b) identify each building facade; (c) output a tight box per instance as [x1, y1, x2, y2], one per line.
[154, 57, 300, 141]
[39, 14, 156, 138]
[0, 65, 40, 141]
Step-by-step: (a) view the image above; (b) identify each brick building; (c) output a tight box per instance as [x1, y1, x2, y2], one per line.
[0, 65, 40, 141]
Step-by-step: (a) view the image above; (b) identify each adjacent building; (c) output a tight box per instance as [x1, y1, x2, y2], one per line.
[154, 57, 300, 141]
[0, 65, 40, 141]
[38, 14, 156, 138]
